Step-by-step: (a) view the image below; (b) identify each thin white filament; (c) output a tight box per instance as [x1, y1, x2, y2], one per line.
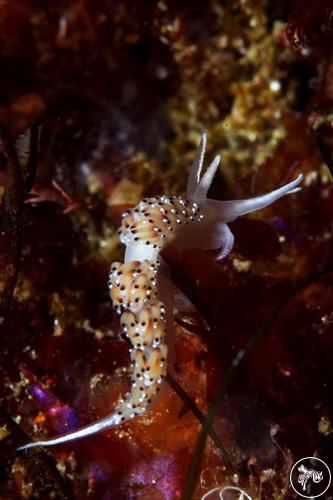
[17, 412, 122, 450]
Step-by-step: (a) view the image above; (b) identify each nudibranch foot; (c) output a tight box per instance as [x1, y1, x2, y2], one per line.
[17, 132, 303, 451]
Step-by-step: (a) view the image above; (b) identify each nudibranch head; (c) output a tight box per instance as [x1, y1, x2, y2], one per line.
[173, 132, 304, 259]
[119, 196, 204, 264]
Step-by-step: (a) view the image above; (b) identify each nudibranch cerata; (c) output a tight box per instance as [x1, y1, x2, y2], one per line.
[18, 132, 303, 450]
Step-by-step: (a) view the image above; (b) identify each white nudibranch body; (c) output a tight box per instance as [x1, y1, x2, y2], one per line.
[18, 132, 303, 450]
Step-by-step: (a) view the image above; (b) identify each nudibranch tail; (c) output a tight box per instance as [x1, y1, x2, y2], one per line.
[18, 132, 303, 451]
[17, 413, 122, 450]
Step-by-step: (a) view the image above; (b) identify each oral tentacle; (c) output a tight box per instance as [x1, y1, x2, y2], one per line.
[206, 173, 304, 222]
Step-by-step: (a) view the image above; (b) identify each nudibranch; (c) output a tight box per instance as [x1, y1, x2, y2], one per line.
[18, 132, 303, 450]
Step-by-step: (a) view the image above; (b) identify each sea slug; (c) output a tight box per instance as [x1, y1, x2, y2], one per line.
[18, 132, 303, 450]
